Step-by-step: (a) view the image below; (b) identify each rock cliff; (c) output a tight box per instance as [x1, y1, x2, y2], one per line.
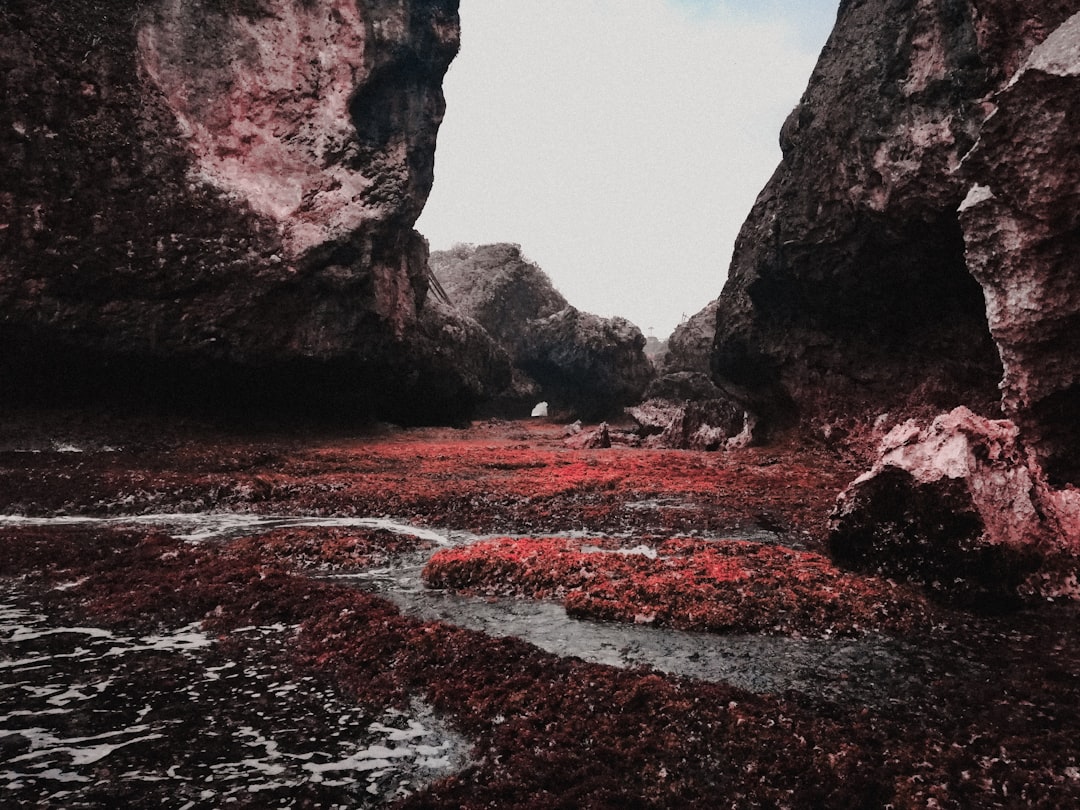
[712, 1, 1080, 598]
[1, 0, 474, 422]
[958, 11, 1080, 485]
[429, 243, 654, 419]
[711, 0, 1077, 438]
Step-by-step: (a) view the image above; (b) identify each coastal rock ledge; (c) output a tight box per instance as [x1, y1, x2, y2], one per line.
[0, 0, 478, 422]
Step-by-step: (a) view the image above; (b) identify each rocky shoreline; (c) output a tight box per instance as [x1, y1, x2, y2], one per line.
[2, 413, 1078, 807]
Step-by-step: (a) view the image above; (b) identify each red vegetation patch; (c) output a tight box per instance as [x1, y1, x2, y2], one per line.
[424, 536, 934, 636]
[0, 419, 855, 544]
[3, 522, 1080, 807]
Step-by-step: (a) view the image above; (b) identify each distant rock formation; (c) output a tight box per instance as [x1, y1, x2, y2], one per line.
[0, 0, 489, 423]
[625, 301, 750, 451]
[429, 244, 654, 419]
[642, 335, 669, 365]
[663, 301, 717, 377]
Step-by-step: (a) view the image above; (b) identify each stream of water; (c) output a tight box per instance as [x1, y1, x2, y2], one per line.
[1, 512, 953, 709]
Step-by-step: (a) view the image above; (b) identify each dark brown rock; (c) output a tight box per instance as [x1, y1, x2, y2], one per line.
[430, 244, 654, 419]
[710, 0, 1077, 435]
[0, 0, 467, 423]
[959, 11, 1080, 485]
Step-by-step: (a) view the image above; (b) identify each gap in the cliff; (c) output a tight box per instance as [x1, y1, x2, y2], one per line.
[417, 0, 839, 340]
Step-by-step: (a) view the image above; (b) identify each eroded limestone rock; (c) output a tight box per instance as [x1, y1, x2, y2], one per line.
[830, 408, 1080, 604]
[429, 244, 654, 419]
[959, 10, 1080, 485]
[0, 0, 465, 421]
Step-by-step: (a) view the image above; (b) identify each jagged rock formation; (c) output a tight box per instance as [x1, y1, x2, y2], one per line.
[627, 302, 749, 451]
[711, 0, 1078, 438]
[429, 244, 654, 419]
[722, 3, 1080, 598]
[958, 11, 1080, 485]
[0, 0, 483, 422]
[830, 408, 1080, 604]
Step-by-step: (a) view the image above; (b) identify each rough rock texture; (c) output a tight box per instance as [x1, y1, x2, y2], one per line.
[830, 408, 1080, 605]
[663, 300, 717, 376]
[429, 244, 654, 418]
[959, 11, 1080, 485]
[627, 395, 749, 452]
[633, 302, 754, 449]
[0, 0, 475, 422]
[711, 0, 1079, 434]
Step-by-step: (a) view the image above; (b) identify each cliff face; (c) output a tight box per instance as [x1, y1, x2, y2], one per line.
[958, 12, 1080, 485]
[711, 0, 1076, 438]
[719, 1, 1080, 597]
[429, 244, 654, 419]
[0, 0, 468, 421]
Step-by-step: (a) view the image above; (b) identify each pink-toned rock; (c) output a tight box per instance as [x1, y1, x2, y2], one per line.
[830, 407, 1080, 604]
[0, 0, 472, 422]
[959, 10, 1080, 485]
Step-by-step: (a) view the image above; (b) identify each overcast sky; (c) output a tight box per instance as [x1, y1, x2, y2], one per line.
[416, 0, 839, 338]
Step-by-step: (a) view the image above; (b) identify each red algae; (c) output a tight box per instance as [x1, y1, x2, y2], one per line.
[424, 536, 934, 636]
[3, 414, 1080, 807]
[0, 418, 854, 543]
[229, 526, 436, 571]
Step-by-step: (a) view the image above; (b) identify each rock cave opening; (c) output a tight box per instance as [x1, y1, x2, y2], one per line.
[741, 209, 1005, 422]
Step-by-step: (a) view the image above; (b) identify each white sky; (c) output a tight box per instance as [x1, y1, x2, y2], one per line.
[416, 0, 839, 338]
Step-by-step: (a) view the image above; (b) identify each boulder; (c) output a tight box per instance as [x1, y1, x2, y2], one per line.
[627, 397, 750, 452]
[627, 372, 749, 451]
[430, 244, 654, 418]
[0, 0, 468, 422]
[830, 408, 1080, 605]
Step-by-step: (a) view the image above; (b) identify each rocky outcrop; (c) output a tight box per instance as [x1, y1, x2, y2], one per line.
[711, 0, 1078, 435]
[429, 244, 654, 418]
[958, 11, 1080, 485]
[627, 395, 749, 452]
[707, 3, 1080, 595]
[634, 302, 749, 450]
[830, 408, 1080, 605]
[0, 0, 472, 422]
[663, 301, 717, 376]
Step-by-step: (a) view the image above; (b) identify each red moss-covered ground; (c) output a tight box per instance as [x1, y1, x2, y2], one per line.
[2, 409, 1080, 807]
[0, 410, 854, 545]
[424, 536, 935, 636]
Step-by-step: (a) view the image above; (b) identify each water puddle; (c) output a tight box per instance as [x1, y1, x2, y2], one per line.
[2, 512, 953, 710]
[0, 513, 462, 546]
[327, 548, 951, 708]
[0, 585, 469, 807]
